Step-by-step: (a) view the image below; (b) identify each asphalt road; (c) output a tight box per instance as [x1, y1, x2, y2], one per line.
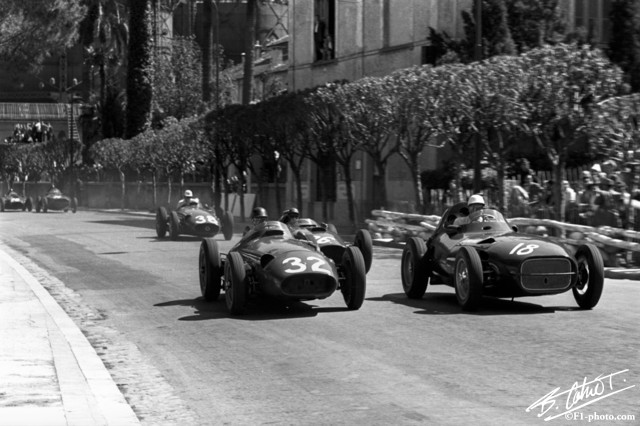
[1, 210, 638, 425]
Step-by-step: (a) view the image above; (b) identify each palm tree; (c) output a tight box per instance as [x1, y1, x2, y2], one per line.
[79, 0, 129, 138]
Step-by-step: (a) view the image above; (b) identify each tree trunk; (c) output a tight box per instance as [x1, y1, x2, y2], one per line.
[152, 171, 157, 208]
[291, 166, 303, 215]
[410, 159, 424, 213]
[242, 0, 257, 105]
[202, 0, 212, 103]
[119, 169, 126, 210]
[343, 164, 357, 231]
[373, 157, 387, 209]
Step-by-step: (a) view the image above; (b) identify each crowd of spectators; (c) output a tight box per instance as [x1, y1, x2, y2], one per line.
[510, 161, 637, 229]
[3, 121, 54, 144]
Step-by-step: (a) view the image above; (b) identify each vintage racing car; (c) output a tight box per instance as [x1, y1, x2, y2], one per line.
[35, 187, 78, 213]
[286, 218, 373, 273]
[156, 199, 234, 240]
[0, 190, 33, 212]
[198, 220, 367, 314]
[401, 203, 604, 311]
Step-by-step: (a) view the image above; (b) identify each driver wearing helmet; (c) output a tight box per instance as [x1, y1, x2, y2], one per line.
[279, 207, 300, 227]
[177, 189, 193, 209]
[251, 207, 268, 226]
[244, 207, 269, 235]
[453, 194, 485, 226]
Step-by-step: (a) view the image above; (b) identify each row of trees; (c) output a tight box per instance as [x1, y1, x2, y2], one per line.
[3, 43, 632, 228]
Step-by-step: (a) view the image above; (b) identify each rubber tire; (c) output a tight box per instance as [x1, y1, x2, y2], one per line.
[222, 210, 234, 240]
[71, 197, 78, 213]
[169, 211, 180, 240]
[401, 237, 429, 299]
[454, 247, 484, 311]
[156, 207, 169, 238]
[35, 197, 41, 213]
[225, 252, 247, 315]
[0, 199, 4, 212]
[199, 238, 222, 302]
[21, 200, 26, 211]
[42, 198, 48, 213]
[341, 246, 367, 310]
[573, 244, 604, 309]
[354, 229, 373, 273]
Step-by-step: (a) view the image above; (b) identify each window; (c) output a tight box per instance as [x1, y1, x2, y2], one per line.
[314, 0, 335, 61]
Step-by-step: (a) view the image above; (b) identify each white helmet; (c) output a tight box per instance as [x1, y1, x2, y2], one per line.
[184, 190, 193, 197]
[468, 194, 485, 207]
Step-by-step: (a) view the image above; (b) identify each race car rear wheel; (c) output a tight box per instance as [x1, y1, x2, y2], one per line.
[42, 198, 48, 213]
[341, 246, 366, 310]
[401, 237, 429, 299]
[222, 210, 234, 240]
[455, 247, 483, 311]
[35, 197, 41, 213]
[225, 252, 247, 315]
[156, 207, 169, 238]
[169, 211, 180, 240]
[199, 238, 222, 302]
[354, 229, 373, 273]
[26, 197, 33, 212]
[0, 199, 4, 212]
[71, 197, 78, 213]
[573, 244, 604, 309]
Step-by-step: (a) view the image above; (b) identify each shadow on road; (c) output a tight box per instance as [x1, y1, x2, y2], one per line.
[90, 219, 155, 230]
[370, 292, 570, 315]
[155, 297, 350, 321]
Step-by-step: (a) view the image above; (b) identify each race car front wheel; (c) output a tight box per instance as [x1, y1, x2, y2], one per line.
[169, 211, 180, 240]
[354, 229, 373, 273]
[341, 246, 366, 310]
[573, 244, 604, 309]
[156, 207, 169, 238]
[225, 252, 247, 315]
[401, 237, 429, 299]
[199, 238, 222, 302]
[455, 247, 483, 311]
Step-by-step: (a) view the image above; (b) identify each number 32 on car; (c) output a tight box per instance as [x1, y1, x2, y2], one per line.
[283, 256, 330, 273]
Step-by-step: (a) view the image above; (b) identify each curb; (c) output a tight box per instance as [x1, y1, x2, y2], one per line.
[0, 246, 140, 425]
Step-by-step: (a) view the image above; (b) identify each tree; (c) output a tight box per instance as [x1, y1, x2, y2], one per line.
[521, 44, 624, 219]
[153, 36, 203, 121]
[506, 0, 565, 53]
[348, 77, 397, 210]
[462, 0, 517, 60]
[0, 0, 86, 72]
[608, 0, 640, 92]
[125, 0, 153, 139]
[79, 0, 129, 139]
[242, 0, 257, 105]
[90, 137, 132, 209]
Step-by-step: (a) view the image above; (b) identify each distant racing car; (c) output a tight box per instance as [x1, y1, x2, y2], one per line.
[156, 198, 234, 240]
[198, 220, 367, 315]
[0, 190, 33, 212]
[35, 187, 77, 213]
[401, 203, 604, 311]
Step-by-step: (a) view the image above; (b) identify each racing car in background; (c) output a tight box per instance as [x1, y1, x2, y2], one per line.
[156, 198, 234, 241]
[287, 218, 374, 273]
[0, 190, 33, 212]
[35, 187, 78, 213]
[401, 203, 604, 311]
[198, 220, 366, 315]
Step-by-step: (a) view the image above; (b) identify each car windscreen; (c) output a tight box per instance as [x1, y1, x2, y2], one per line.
[463, 209, 512, 232]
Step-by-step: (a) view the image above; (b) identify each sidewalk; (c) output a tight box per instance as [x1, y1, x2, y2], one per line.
[0, 246, 139, 426]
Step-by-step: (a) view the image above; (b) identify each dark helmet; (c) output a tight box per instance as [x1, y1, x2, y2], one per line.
[252, 207, 268, 219]
[286, 207, 300, 218]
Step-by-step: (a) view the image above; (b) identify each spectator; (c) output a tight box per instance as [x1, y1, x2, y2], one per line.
[523, 175, 544, 206]
[562, 180, 577, 221]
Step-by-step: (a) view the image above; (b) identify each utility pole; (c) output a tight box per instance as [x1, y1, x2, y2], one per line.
[473, 0, 483, 193]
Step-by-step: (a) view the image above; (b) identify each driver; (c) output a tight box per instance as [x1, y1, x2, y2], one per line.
[279, 207, 300, 227]
[251, 207, 268, 227]
[177, 189, 198, 209]
[453, 194, 485, 226]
